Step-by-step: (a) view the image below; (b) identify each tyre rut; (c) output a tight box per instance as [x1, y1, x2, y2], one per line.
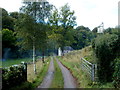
[55, 57, 77, 88]
[37, 57, 54, 88]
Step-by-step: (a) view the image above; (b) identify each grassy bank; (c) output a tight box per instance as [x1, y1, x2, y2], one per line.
[58, 46, 114, 88]
[50, 57, 64, 88]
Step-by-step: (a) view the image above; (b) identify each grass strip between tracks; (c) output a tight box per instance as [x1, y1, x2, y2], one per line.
[50, 57, 64, 88]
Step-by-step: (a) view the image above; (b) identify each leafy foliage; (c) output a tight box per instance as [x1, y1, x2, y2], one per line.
[20, 1, 53, 23]
[10, 12, 19, 19]
[1, 8, 15, 30]
[48, 4, 77, 50]
[15, 14, 47, 50]
[71, 26, 95, 50]
[76, 26, 90, 31]
[92, 27, 98, 33]
[113, 57, 120, 88]
[60, 3, 77, 28]
[2, 29, 16, 48]
[2, 64, 27, 89]
[92, 31, 120, 82]
[18, 2, 53, 63]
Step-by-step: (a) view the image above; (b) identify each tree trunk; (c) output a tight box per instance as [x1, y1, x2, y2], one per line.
[42, 50, 45, 63]
[33, 43, 36, 73]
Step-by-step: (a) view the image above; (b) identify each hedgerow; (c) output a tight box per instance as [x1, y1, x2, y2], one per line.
[92, 33, 119, 82]
[2, 64, 27, 90]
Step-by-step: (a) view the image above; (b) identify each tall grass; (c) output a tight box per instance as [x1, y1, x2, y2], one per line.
[27, 59, 43, 82]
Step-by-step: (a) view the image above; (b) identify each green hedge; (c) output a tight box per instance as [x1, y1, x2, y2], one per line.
[113, 57, 120, 88]
[92, 33, 119, 82]
[2, 64, 27, 90]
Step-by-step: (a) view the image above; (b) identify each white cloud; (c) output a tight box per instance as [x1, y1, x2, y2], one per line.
[48, 0, 119, 30]
[0, 0, 119, 30]
[0, 0, 22, 12]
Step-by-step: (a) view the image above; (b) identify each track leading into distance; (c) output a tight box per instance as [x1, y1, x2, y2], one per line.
[38, 57, 55, 88]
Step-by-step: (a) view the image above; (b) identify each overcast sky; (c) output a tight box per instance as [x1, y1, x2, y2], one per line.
[0, 0, 119, 30]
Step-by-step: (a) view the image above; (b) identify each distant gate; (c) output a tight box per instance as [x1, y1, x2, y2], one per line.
[80, 58, 97, 81]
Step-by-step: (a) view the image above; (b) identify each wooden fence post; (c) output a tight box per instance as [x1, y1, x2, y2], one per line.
[24, 63, 27, 81]
[21, 62, 27, 81]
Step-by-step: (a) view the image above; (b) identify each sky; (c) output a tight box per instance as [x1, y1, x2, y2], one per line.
[0, 0, 119, 30]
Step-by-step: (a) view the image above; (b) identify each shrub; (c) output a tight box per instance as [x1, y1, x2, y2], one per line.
[92, 33, 119, 82]
[113, 57, 120, 88]
[2, 64, 27, 90]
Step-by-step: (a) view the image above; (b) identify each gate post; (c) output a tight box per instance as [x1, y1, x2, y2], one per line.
[21, 62, 27, 81]
[24, 63, 27, 81]
[95, 64, 98, 81]
[91, 64, 95, 81]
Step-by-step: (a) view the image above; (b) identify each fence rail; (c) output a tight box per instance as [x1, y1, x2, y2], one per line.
[80, 58, 97, 81]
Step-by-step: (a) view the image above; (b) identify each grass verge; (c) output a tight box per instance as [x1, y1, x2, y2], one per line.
[32, 58, 50, 88]
[58, 46, 114, 88]
[27, 59, 44, 82]
[58, 56, 92, 88]
[59, 56, 114, 88]
[50, 57, 64, 88]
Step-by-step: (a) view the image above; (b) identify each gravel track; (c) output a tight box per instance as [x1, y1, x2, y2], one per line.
[56, 57, 77, 88]
[37, 56, 77, 89]
[37, 57, 54, 88]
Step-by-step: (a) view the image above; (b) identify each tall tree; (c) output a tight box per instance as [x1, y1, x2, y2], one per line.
[48, 4, 77, 51]
[10, 12, 19, 19]
[20, 1, 53, 63]
[60, 4, 77, 28]
[76, 26, 90, 31]
[1, 8, 14, 31]
[59, 4, 76, 50]
[48, 7, 63, 50]
[71, 28, 95, 50]
[2, 29, 16, 49]
[2, 29, 17, 59]
[15, 13, 46, 73]
[20, 1, 53, 23]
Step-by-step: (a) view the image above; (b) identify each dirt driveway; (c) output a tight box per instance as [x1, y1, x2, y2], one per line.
[37, 57, 54, 88]
[56, 57, 77, 88]
[37, 56, 77, 88]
